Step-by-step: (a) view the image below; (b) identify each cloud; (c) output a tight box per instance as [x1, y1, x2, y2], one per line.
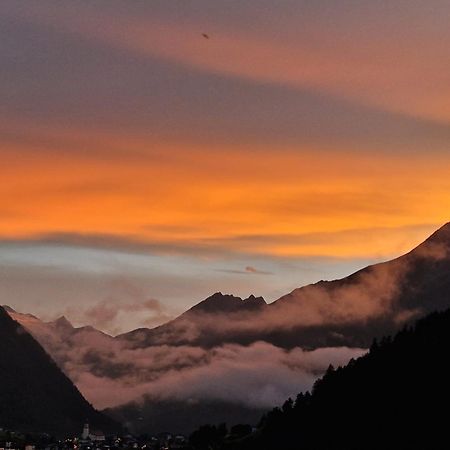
[0, 222, 440, 260]
[217, 266, 273, 275]
[63, 339, 365, 410]
[245, 266, 271, 275]
[6, 0, 450, 124]
[66, 295, 175, 334]
[10, 307, 364, 411]
[128, 344, 364, 409]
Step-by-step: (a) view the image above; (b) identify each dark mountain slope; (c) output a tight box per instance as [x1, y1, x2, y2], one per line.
[219, 308, 450, 450]
[261, 221, 450, 348]
[0, 307, 119, 436]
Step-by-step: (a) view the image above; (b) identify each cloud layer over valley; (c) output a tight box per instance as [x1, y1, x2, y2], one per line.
[6, 308, 364, 410]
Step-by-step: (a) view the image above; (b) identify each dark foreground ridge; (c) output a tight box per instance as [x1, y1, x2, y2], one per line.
[0, 306, 119, 437]
[189, 308, 450, 449]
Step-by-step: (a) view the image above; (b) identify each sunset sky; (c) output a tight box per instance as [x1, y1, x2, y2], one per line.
[1, 1, 450, 333]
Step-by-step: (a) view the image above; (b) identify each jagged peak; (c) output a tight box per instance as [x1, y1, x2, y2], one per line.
[52, 315, 74, 329]
[207, 291, 241, 300]
[1, 305, 16, 313]
[187, 292, 267, 315]
[190, 292, 242, 313]
[243, 294, 266, 305]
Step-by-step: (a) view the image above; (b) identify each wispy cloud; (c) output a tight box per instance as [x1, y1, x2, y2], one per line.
[5, 0, 450, 123]
[0, 222, 440, 259]
[66, 297, 175, 335]
[217, 266, 273, 275]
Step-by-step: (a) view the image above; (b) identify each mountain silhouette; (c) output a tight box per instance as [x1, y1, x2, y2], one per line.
[262, 221, 450, 348]
[0, 306, 119, 436]
[13, 223, 450, 352]
[189, 293, 267, 314]
[119, 222, 450, 349]
[117, 292, 267, 347]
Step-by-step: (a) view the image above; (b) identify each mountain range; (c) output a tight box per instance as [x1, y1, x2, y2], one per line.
[118, 222, 450, 349]
[5, 222, 450, 434]
[10, 223, 450, 354]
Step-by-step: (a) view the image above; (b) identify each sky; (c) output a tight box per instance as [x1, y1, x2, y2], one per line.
[1, 1, 450, 334]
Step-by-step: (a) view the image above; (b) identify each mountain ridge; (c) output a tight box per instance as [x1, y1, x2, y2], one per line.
[11, 222, 450, 351]
[215, 307, 450, 449]
[0, 306, 119, 436]
[115, 222, 450, 349]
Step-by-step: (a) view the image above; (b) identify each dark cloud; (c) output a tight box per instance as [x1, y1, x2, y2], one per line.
[245, 266, 273, 275]
[0, 222, 438, 259]
[2, 3, 450, 153]
[218, 266, 273, 275]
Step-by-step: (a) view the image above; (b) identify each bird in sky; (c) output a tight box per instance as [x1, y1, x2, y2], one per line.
[202, 33, 210, 39]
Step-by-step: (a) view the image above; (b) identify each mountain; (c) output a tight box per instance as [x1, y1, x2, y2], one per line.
[6, 306, 115, 374]
[14, 223, 450, 354]
[189, 293, 266, 314]
[207, 308, 450, 450]
[6, 306, 113, 351]
[261, 220, 450, 348]
[117, 292, 267, 347]
[8, 223, 450, 436]
[119, 222, 450, 349]
[0, 306, 119, 437]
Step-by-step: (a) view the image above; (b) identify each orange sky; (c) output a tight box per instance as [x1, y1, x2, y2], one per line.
[1, 0, 450, 330]
[2, 140, 449, 258]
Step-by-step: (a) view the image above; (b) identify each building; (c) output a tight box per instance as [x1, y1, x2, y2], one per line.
[80, 423, 105, 443]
